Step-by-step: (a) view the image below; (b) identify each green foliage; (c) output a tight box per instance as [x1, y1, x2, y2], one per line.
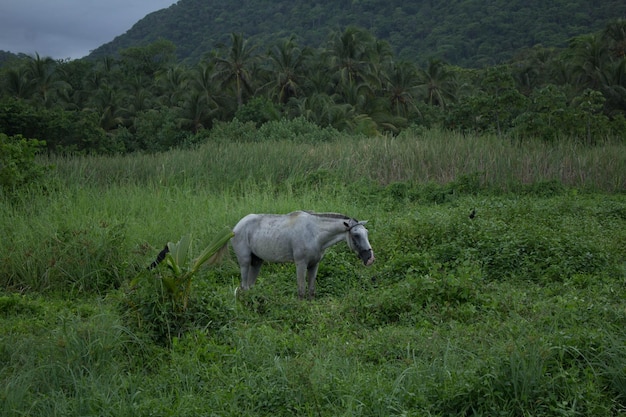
[594, 329, 626, 407]
[512, 84, 571, 140]
[206, 116, 341, 143]
[0, 97, 45, 137]
[234, 96, 281, 126]
[0, 133, 49, 194]
[0, 97, 112, 154]
[131, 108, 191, 151]
[345, 263, 481, 328]
[380, 195, 619, 283]
[257, 117, 340, 142]
[118, 39, 177, 77]
[207, 117, 258, 142]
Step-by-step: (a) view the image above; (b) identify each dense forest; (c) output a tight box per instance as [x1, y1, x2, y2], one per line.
[88, 0, 626, 67]
[0, 11, 625, 166]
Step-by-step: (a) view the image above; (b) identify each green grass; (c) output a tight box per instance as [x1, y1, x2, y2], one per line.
[1, 130, 625, 416]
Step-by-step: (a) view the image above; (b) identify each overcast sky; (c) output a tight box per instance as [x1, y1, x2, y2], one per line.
[0, 0, 177, 60]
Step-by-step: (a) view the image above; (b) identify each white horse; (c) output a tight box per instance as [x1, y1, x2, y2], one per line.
[229, 211, 374, 299]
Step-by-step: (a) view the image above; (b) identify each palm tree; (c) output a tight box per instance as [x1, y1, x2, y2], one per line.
[603, 18, 626, 59]
[600, 57, 626, 117]
[214, 33, 259, 108]
[188, 61, 222, 121]
[156, 65, 190, 107]
[125, 75, 155, 116]
[266, 37, 309, 104]
[325, 27, 375, 87]
[569, 34, 611, 91]
[416, 59, 456, 109]
[178, 90, 217, 133]
[2, 66, 34, 99]
[25, 53, 70, 107]
[363, 39, 395, 94]
[87, 85, 126, 131]
[384, 61, 420, 117]
[301, 49, 333, 96]
[510, 45, 559, 95]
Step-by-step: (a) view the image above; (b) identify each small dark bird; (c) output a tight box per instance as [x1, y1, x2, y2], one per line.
[469, 208, 476, 219]
[148, 244, 170, 269]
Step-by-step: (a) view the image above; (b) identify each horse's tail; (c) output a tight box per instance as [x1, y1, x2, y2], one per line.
[148, 244, 170, 270]
[148, 229, 234, 270]
[205, 238, 230, 266]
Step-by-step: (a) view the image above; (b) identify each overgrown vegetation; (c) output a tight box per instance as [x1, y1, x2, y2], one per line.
[0, 132, 49, 196]
[1, 133, 625, 416]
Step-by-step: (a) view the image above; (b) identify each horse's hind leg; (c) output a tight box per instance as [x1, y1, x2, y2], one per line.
[246, 253, 263, 289]
[237, 254, 263, 291]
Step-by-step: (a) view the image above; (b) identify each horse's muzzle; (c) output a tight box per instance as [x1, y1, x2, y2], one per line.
[360, 249, 375, 266]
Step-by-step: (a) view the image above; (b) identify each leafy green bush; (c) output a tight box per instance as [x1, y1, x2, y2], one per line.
[257, 117, 340, 142]
[343, 263, 481, 327]
[205, 116, 340, 144]
[234, 96, 281, 126]
[207, 117, 258, 142]
[0, 98, 112, 154]
[0, 133, 49, 195]
[126, 229, 233, 345]
[132, 108, 192, 152]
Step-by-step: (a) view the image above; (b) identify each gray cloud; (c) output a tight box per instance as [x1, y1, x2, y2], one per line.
[0, 0, 176, 60]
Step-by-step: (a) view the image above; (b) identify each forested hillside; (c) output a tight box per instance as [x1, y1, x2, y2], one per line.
[2, 17, 626, 158]
[89, 0, 626, 67]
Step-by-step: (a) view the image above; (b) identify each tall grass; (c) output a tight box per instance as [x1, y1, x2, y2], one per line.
[48, 130, 626, 192]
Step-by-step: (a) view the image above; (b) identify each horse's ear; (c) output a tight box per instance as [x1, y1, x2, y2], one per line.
[359, 220, 368, 225]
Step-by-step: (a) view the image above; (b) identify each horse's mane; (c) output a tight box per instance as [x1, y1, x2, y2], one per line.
[306, 211, 355, 221]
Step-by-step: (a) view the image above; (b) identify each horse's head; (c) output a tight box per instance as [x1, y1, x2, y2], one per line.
[344, 219, 375, 266]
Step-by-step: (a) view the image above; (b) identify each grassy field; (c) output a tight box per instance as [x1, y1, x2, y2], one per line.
[1, 130, 625, 416]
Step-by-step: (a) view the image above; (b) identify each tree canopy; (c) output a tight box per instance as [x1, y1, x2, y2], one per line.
[1, 16, 625, 156]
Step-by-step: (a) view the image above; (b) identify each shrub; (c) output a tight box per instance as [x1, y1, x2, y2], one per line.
[126, 229, 233, 345]
[132, 108, 192, 152]
[0, 133, 49, 195]
[234, 96, 281, 126]
[258, 116, 340, 142]
[207, 118, 258, 142]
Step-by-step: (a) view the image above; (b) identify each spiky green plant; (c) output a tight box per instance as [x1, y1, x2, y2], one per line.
[135, 227, 233, 311]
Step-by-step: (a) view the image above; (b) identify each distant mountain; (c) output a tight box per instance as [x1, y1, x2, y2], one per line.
[89, 0, 626, 67]
[0, 50, 29, 66]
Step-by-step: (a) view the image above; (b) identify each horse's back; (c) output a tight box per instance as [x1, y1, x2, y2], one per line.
[232, 212, 309, 262]
[233, 211, 306, 234]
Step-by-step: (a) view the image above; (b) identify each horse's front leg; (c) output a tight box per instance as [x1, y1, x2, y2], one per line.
[238, 263, 250, 290]
[306, 263, 320, 300]
[295, 262, 308, 300]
